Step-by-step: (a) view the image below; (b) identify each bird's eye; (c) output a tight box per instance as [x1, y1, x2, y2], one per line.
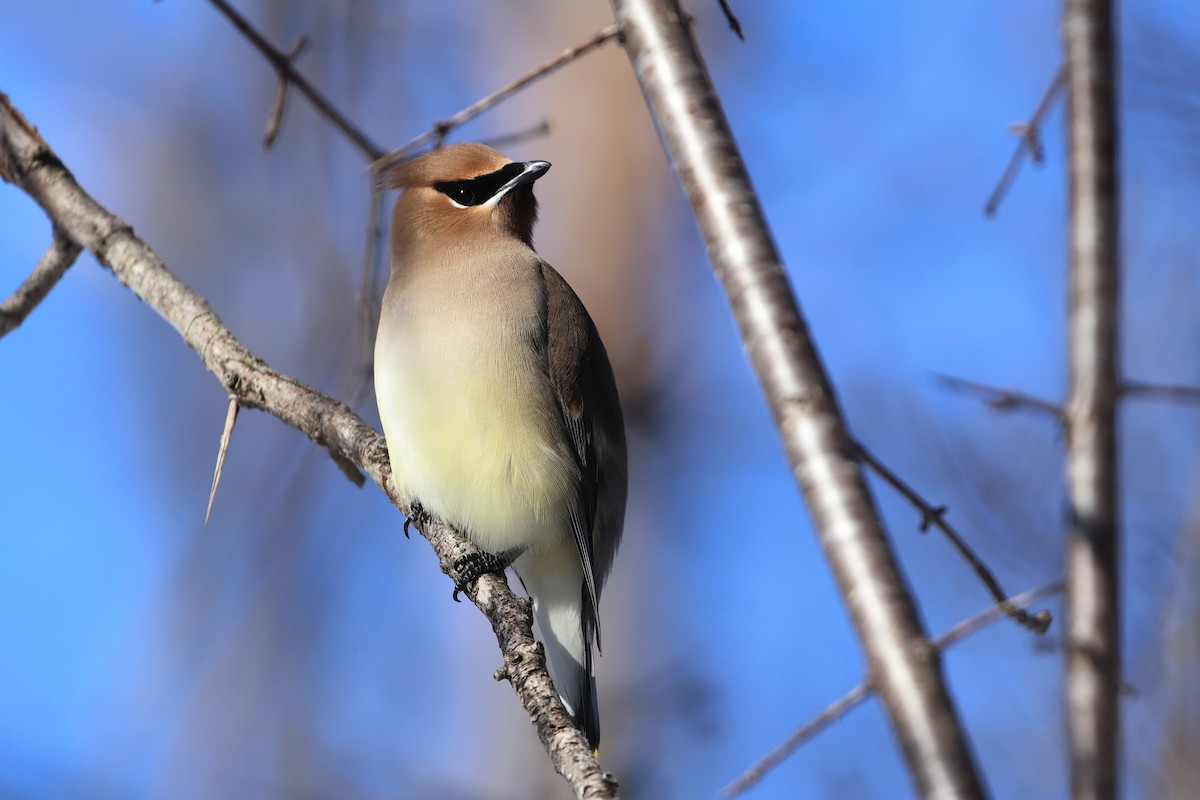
[435, 180, 483, 207]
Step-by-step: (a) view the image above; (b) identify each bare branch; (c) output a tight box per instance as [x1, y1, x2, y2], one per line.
[855, 440, 1053, 634]
[1062, 0, 1121, 797]
[716, 0, 745, 41]
[369, 24, 621, 177]
[723, 583, 1063, 799]
[206, 397, 239, 525]
[0, 227, 81, 339]
[1123, 380, 1200, 405]
[263, 36, 310, 150]
[0, 90, 617, 800]
[936, 373, 1065, 419]
[609, 1, 986, 796]
[208, 0, 385, 159]
[985, 66, 1066, 217]
[480, 119, 554, 151]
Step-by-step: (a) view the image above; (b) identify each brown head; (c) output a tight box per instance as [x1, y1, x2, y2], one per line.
[385, 143, 550, 254]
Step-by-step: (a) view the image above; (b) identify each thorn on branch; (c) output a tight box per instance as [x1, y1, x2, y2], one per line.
[206, 397, 240, 525]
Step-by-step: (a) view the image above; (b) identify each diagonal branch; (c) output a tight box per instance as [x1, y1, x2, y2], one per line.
[1, 226, 81, 340]
[984, 66, 1066, 217]
[723, 583, 1063, 798]
[0, 90, 617, 800]
[1062, 0, 1122, 798]
[369, 23, 622, 177]
[208, 0, 385, 159]
[855, 440, 1053, 634]
[608, 1, 987, 797]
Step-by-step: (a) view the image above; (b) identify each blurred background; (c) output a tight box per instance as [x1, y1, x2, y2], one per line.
[2, 1, 1199, 797]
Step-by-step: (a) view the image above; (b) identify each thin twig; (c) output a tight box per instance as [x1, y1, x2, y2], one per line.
[206, 397, 240, 525]
[1123, 380, 1200, 405]
[936, 372, 1065, 419]
[480, 119, 554, 151]
[264, 36, 310, 150]
[208, 0, 385, 159]
[716, 0, 744, 40]
[369, 23, 622, 178]
[0, 227, 81, 339]
[855, 440, 1053, 634]
[984, 66, 1066, 217]
[722, 582, 1063, 798]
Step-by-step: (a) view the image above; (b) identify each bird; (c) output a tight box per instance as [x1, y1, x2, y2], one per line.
[374, 143, 627, 750]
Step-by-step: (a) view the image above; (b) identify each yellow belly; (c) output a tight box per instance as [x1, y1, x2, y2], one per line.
[375, 320, 578, 555]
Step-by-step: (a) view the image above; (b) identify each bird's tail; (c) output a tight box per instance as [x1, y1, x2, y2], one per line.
[517, 548, 599, 749]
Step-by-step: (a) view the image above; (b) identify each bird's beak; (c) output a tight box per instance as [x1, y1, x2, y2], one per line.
[495, 160, 551, 199]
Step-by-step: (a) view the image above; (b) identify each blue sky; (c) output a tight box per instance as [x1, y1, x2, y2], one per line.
[3, 2, 1199, 798]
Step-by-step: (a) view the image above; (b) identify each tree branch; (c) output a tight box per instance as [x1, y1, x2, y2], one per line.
[855, 441, 1053, 634]
[369, 23, 622, 177]
[936, 373, 1066, 419]
[608, 1, 987, 796]
[984, 66, 1066, 217]
[0, 226, 81, 340]
[723, 583, 1063, 798]
[0, 90, 617, 800]
[1062, 0, 1122, 797]
[208, 0, 385, 159]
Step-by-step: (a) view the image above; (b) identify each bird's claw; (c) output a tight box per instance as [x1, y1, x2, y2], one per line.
[451, 550, 515, 602]
[403, 501, 427, 539]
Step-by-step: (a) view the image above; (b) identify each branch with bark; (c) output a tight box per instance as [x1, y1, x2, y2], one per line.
[608, 1, 987, 797]
[0, 91, 617, 800]
[1062, 0, 1122, 797]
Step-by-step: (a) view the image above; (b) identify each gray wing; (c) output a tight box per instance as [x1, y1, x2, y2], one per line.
[539, 261, 628, 651]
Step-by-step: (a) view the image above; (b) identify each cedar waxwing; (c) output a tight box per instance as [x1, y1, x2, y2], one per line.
[374, 143, 628, 749]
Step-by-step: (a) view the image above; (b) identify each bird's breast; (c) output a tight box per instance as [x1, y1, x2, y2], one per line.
[374, 272, 578, 555]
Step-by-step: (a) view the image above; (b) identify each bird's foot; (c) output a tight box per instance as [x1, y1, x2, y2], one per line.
[451, 549, 518, 602]
[403, 501, 428, 539]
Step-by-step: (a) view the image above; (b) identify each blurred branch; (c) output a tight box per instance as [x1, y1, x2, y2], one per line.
[369, 23, 621, 177]
[263, 35, 310, 150]
[937, 373, 1065, 419]
[717, 0, 745, 40]
[855, 440, 1053, 634]
[723, 582, 1064, 798]
[0, 226, 80, 339]
[985, 66, 1066, 217]
[481, 119, 554, 151]
[609, 1, 987, 797]
[1123, 380, 1200, 404]
[208, 0, 386, 159]
[1062, 0, 1121, 797]
[0, 90, 618, 800]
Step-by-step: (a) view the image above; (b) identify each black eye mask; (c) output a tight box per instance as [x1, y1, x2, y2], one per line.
[434, 162, 527, 207]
